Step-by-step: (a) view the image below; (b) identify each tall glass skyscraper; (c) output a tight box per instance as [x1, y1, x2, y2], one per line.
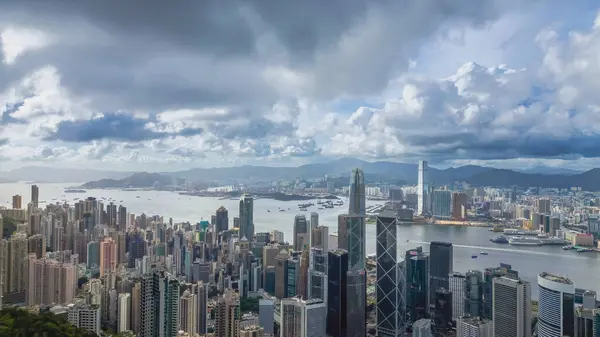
[327, 249, 349, 337]
[429, 241, 453, 307]
[239, 194, 254, 241]
[418, 161, 429, 216]
[537, 272, 575, 337]
[337, 214, 365, 271]
[376, 211, 406, 336]
[349, 168, 366, 217]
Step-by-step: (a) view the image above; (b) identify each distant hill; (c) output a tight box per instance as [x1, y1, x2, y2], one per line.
[8, 158, 600, 191]
[80, 172, 182, 189]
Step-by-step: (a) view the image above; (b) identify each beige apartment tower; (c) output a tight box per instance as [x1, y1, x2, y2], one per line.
[99, 237, 117, 277]
[215, 289, 240, 337]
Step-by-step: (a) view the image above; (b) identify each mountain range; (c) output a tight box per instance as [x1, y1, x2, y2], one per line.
[1, 158, 598, 190]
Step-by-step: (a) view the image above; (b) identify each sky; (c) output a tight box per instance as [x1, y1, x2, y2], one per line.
[1, 0, 600, 172]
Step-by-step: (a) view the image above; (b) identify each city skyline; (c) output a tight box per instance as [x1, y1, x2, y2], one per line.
[1, 2, 600, 172]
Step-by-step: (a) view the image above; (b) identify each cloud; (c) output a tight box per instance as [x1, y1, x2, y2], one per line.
[2, 1, 600, 171]
[1, 27, 53, 65]
[44, 113, 203, 142]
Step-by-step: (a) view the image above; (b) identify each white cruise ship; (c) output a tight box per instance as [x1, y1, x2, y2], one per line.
[508, 236, 543, 246]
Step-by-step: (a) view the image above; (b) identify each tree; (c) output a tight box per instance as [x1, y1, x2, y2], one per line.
[240, 297, 260, 313]
[0, 307, 97, 337]
[2, 218, 17, 238]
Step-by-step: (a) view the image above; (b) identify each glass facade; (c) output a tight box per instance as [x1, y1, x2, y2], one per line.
[429, 241, 453, 308]
[346, 269, 367, 337]
[327, 250, 348, 337]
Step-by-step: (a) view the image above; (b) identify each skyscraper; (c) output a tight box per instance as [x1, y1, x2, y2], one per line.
[31, 184, 39, 209]
[449, 272, 466, 321]
[376, 211, 406, 337]
[280, 296, 327, 337]
[294, 215, 309, 251]
[193, 281, 208, 335]
[429, 241, 453, 307]
[180, 290, 197, 335]
[310, 212, 319, 231]
[106, 203, 117, 228]
[99, 237, 117, 277]
[349, 168, 366, 216]
[465, 270, 484, 318]
[239, 194, 254, 240]
[431, 190, 452, 219]
[407, 247, 429, 322]
[216, 206, 229, 233]
[492, 277, 532, 337]
[537, 272, 575, 337]
[215, 289, 240, 337]
[311, 226, 329, 251]
[327, 249, 349, 337]
[139, 271, 180, 337]
[451, 192, 468, 221]
[118, 205, 127, 231]
[308, 247, 328, 304]
[418, 161, 428, 216]
[337, 214, 365, 270]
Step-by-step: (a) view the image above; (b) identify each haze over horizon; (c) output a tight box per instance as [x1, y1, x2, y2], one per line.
[1, 1, 600, 172]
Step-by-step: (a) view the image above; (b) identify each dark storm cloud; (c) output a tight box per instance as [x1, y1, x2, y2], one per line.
[44, 113, 202, 143]
[0, 0, 519, 112]
[407, 132, 600, 161]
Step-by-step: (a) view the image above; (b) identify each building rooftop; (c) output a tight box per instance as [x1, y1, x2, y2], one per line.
[540, 272, 573, 285]
[460, 316, 491, 326]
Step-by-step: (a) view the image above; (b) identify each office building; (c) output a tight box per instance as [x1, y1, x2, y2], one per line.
[536, 198, 551, 215]
[12, 195, 22, 209]
[259, 299, 274, 336]
[450, 272, 466, 321]
[492, 277, 531, 337]
[239, 194, 254, 241]
[433, 289, 452, 332]
[310, 212, 319, 231]
[483, 264, 518, 319]
[457, 316, 493, 337]
[280, 297, 327, 337]
[418, 161, 429, 216]
[538, 272, 575, 337]
[413, 319, 432, 337]
[308, 247, 328, 304]
[465, 270, 484, 318]
[117, 205, 127, 231]
[432, 190, 452, 219]
[346, 269, 367, 337]
[429, 241, 453, 307]
[327, 249, 349, 337]
[216, 206, 229, 233]
[349, 168, 366, 216]
[311, 226, 328, 251]
[452, 192, 468, 220]
[67, 303, 101, 335]
[407, 247, 430, 322]
[215, 289, 240, 337]
[376, 211, 406, 336]
[294, 215, 309, 251]
[337, 214, 365, 270]
[139, 271, 180, 337]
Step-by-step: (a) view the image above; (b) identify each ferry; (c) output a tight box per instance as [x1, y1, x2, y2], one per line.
[480, 252, 489, 255]
[503, 228, 539, 236]
[508, 236, 543, 246]
[562, 245, 574, 250]
[489, 236, 509, 244]
[471, 255, 478, 259]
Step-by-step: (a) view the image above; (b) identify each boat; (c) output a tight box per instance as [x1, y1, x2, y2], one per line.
[136, 196, 140, 198]
[279, 209, 285, 212]
[562, 245, 574, 250]
[480, 252, 488, 255]
[267, 210, 270, 212]
[471, 255, 478, 258]
[508, 236, 543, 246]
[489, 236, 509, 244]
[65, 189, 87, 193]
[299, 208, 308, 211]
[489, 227, 504, 232]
